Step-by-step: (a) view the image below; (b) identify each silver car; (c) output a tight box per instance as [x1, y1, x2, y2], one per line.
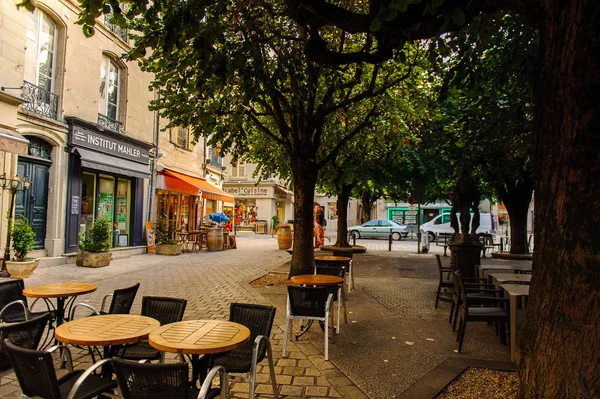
[348, 219, 408, 241]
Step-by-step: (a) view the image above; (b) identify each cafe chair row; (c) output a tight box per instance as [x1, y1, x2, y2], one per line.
[68, 282, 140, 320]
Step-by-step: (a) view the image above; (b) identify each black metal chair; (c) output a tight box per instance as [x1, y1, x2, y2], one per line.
[120, 296, 187, 362]
[314, 265, 347, 331]
[434, 254, 453, 308]
[69, 282, 140, 319]
[4, 340, 117, 399]
[0, 313, 50, 372]
[454, 271, 509, 353]
[210, 303, 278, 399]
[111, 357, 225, 399]
[282, 286, 333, 361]
[0, 279, 52, 323]
[331, 250, 355, 292]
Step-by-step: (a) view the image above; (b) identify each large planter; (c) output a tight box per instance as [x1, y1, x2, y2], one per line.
[76, 251, 112, 268]
[207, 228, 224, 252]
[6, 259, 39, 278]
[277, 226, 292, 250]
[155, 243, 182, 256]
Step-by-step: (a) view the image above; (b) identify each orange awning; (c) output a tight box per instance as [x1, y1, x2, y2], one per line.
[159, 169, 234, 202]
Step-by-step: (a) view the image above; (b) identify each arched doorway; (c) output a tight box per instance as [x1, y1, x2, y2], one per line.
[15, 137, 52, 249]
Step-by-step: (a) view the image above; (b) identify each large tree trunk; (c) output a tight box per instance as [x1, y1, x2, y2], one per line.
[495, 174, 534, 254]
[289, 159, 318, 277]
[519, 1, 600, 397]
[360, 192, 376, 223]
[334, 184, 353, 247]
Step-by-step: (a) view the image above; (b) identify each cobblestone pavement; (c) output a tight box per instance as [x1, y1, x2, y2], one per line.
[0, 233, 518, 398]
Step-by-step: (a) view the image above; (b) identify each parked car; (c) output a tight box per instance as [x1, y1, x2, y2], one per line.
[348, 220, 408, 241]
[420, 212, 495, 242]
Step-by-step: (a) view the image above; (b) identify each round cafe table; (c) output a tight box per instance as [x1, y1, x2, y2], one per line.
[23, 282, 97, 327]
[290, 274, 344, 286]
[149, 319, 250, 385]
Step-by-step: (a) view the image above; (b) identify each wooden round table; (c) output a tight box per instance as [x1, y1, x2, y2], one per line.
[23, 282, 97, 326]
[149, 320, 250, 384]
[290, 274, 344, 286]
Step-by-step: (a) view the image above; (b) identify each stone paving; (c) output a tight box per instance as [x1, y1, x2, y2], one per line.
[0, 233, 518, 398]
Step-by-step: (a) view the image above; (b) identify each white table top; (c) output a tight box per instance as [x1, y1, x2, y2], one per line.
[501, 284, 530, 296]
[489, 273, 532, 284]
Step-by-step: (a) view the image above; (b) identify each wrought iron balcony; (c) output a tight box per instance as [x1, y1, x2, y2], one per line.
[21, 81, 59, 120]
[208, 147, 223, 167]
[104, 14, 128, 42]
[98, 113, 125, 134]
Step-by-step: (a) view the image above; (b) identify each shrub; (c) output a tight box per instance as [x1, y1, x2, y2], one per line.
[11, 215, 35, 261]
[154, 215, 177, 244]
[271, 215, 280, 231]
[78, 216, 112, 253]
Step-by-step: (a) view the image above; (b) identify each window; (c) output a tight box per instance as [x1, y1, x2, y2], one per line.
[103, 10, 128, 42]
[170, 127, 189, 149]
[23, 8, 60, 119]
[99, 56, 120, 121]
[231, 161, 246, 178]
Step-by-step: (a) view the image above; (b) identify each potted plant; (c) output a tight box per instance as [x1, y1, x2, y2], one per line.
[76, 216, 113, 267]
[154, 215, 182, 256]
[5, 215, 39, 278]
[270, 215, 280, 235]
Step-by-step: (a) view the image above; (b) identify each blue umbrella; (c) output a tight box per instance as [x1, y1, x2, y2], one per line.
[209, 212, 230, 223]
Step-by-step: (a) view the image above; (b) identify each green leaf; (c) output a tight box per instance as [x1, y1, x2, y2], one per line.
[370, 17, 382, 32]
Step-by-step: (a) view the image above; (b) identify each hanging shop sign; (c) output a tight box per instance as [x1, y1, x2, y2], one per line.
[224, 186, 271, 197]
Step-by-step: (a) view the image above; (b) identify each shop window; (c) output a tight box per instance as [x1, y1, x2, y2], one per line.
[23, 8, 61, 120]
[116, 179, 130, 246]
[80, 173, 96, 234]
[98, 55, 125, 133]
[170, 127, 190, 150]
[230, 161, 246, 178]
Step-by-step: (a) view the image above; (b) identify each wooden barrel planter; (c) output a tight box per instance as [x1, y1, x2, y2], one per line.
[277, 226, 292, 250]
[207, 228, 224, 251]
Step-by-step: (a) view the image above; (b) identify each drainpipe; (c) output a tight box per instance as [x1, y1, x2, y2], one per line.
[146, 92, 160, 222]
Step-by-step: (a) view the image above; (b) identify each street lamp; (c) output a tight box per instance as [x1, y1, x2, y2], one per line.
[0, 174, 32, 278]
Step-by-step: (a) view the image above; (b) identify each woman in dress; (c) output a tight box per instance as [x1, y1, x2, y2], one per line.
[314, 205, 325, 248]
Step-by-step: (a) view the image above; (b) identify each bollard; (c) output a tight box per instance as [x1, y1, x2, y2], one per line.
[388, 228, 392, 251]
[353, 233, 356, 246]
[417, 232, 421, 254]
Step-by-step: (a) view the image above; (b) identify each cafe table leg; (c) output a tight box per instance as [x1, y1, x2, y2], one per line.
[509, 293, 518, 362]
[190, 354, 211, 387]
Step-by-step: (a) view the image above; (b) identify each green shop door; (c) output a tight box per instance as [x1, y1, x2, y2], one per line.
[15, 161, 49, 249]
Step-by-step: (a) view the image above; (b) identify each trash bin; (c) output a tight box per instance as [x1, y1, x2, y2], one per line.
[255, 221, 267, 234]
[420, 230, 430, 253]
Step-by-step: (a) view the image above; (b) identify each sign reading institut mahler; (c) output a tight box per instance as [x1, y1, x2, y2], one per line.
[70, 126, 150, 164]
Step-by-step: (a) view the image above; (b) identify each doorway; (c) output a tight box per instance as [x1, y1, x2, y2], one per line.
[15, 160, 50, 250]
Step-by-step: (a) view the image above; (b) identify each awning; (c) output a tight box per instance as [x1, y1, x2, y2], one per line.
[161, 168, 234, 202]
[73, 147, 150, 179]
[0, 128, 28, 155]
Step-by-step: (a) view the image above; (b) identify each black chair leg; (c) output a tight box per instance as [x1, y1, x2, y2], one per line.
[448, 300, 455, 323]
[499, 322, 507, 345]
[452, 304, 460, 332]
[457, 319, 467, 352]
[435, 286, 441, 309]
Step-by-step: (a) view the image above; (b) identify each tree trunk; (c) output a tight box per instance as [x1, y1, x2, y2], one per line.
[495, 174, 534, 254]
[334, 184, 353, 247]
[289, 159, 318, 277]
[519, 1, 600, 397]
[360, 192, 373, 223]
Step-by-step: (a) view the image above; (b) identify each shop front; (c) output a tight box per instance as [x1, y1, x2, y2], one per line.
[156, 168, 234, 233]
[65, 117, 152, 253]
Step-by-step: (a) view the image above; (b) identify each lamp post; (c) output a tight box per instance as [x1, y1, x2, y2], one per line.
[0, 174, 32, 278]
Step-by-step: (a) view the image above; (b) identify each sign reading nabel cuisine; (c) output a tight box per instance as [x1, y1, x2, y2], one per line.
[70, 126, 150, 164]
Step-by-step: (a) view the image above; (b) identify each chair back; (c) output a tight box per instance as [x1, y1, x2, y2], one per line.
[0, 279, 27, 322]
[112, 358, 189, 399]
[287, 286, 329, 318]
[436, 255, 448, 281]
[454, 271, 469, 310]
[108, 283, 140, 314]
[141, 296, 187, 325]
[0, 313, 50, 371]
[332, 250, 353, 259]
[4, 340, 62, 399]
[315, 265, 345, 278]
[229, 303, 276, 362]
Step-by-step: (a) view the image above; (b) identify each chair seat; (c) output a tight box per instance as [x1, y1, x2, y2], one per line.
[441, 279, 453, 287]
[468, 307, 507, 317]
[212, 348, 253, 373]
[121, 340, 161, 360]
[58, 370, 117, 399]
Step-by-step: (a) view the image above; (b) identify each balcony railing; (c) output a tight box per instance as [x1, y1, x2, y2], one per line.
[104, 14, 128, 42]
[208, 147, 223, 167]
[98, 113, 125, 134]
[21, 81, 59, 120]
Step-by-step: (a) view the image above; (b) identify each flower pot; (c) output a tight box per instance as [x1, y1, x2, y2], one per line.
[277, 226, 292, 250]
[76, 251, 112, 267]
[5, 259, 39, 278]
[155, 243, 182, 256]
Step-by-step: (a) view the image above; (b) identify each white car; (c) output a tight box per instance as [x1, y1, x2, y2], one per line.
[348, 220, 408, 241]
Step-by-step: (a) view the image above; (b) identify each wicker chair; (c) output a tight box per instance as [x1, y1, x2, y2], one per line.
[0, 279, 52, 323]
[0, 313, 50, 372]
[69, 282, 140, 320]
[210, 303, 278, 399]
[120, 296, 187, 362]
[282, 286, 333, 361]
[112, 357, 225, 399]
[314, 265, 347, 332]
[435, 254, 453, 308]
[454, 271, 509, 352]
[4, 340, 117, 399]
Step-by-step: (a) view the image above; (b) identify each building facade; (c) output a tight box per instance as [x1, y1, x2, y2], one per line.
[0, 0, 156, 256]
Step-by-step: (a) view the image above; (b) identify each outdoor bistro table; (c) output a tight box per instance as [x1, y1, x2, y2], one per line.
[489, 272, 532, 286]
[149, 320, 250, 385]
[314, 255, 353, 292]
[500, 284, 530, 362]
[55, 314, 160, 376]
[477, 263, 532, 278]
[23, 282, 97, 327]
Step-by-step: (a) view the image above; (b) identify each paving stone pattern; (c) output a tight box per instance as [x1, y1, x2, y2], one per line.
[360, 278, 439, 319]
